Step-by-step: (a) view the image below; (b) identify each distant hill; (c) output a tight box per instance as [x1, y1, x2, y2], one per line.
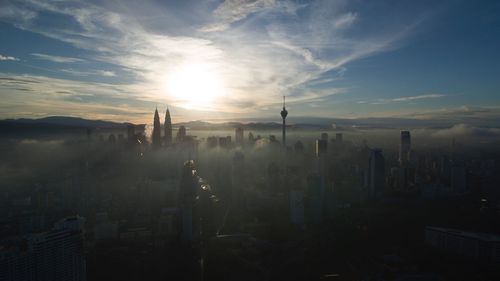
[0, 116, 145, 139]
[0, 116, 133, 128]
[0, 115, 470, 135]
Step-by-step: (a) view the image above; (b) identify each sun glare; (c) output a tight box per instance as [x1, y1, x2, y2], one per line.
[165, 62, 225, 110]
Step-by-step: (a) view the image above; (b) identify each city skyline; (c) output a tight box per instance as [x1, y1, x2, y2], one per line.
[1, 2, 500, 280]
[0, 0, 499, 124]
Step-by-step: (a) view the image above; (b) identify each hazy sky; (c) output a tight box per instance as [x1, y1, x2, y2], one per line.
[0, 0, 499, 123]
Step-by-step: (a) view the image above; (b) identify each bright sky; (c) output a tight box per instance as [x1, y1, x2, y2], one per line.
[0, 0, 499, 124]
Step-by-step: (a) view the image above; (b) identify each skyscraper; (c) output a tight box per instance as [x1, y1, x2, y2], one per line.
[280, 96, 288, 147]
[235, 127, 244, 145]
[176, 125, 186, 142]
[367, 149, 385, 197]
[164, 108, 172, 146]
[152, 108, 161, 147]
[0, 216, 86, 281]
[399, 130, 411, 165]
[315, 139, 327, 158]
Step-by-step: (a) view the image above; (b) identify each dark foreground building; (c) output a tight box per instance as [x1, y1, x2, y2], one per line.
[0, 216, 86, 281]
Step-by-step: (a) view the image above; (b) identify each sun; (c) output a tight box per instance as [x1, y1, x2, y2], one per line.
[165, 62, 225, 110]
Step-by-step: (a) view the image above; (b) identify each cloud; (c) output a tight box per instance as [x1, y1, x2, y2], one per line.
[430, 124, 500, 138]
[0, 74, 151, 122]
[0, 0, 430, 121]
[390, 94, 446, 102]
[200, 0, 279, 32]
[31, 53, 84, 63]
[0, 54, 19, 61]
[60, 69, 116, 77]
[97, 70, 116, 77]
[368, 94, 447, 104]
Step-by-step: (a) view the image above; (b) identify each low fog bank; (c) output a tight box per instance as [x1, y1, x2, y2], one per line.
[1, 123, 500, 190]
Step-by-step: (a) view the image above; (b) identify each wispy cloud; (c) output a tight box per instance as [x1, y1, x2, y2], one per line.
[200, 0, 295, 32]
[97, 70, 116, 77]
[31, 53, 84, 63]
[390, 94, 446, 102]
[0, 74, 150, 122]
[60, 69, 116, 77]
[0, 0, 431, 121]
[0, 54, 19, 61]
[364, 93, 447, 105]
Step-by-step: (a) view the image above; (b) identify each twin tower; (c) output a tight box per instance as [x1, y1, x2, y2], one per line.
[151, 96, 288, 148]
[152, 107, 172, 147]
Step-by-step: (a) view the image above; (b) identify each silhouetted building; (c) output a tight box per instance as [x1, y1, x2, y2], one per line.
[176, 125, 186, 142]
[315, 139, 327, 157]
[152, 108, 161, 147]
[164, 108, 172, 146]
[235, 127, 244, 145]
[280, 96, 288, 147]
[367, 149, 385, 197]
[425, 226, 500, 264]
[179, 161, 197, 242]
[399, 130, 411, 165]
[0, 216, 86, 281]
[178, 161, 218, 243]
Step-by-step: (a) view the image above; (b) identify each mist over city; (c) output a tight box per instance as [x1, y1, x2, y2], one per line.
[1, 1, 500, 281]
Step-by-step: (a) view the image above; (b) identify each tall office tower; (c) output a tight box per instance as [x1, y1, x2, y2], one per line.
[179, 161, 197, 242]
[152, 108, 161, 147]
[315, 139, 328, 158]
[176, 125, 186, 142]
[235, 127, 244, 145]
[280, 96, 288, 147]
[399, 130, 411, 165]
[164, 108, 172, 145]
[314, 138, 328, 215]
[367, 149, 385, 197]
[178, 161, 218, 243]
[0, 216, 87, 281]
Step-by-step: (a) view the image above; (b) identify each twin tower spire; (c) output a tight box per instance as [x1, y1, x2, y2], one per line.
[152, 96, 287, 148]
[152, 107, 172, 147]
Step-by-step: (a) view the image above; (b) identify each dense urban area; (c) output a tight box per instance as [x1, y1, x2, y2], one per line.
[1, 107, 499, 281]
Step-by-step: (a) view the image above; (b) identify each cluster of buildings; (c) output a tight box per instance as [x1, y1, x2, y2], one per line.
[1, 100, 499, 279]
[0, 217, 86, 281]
